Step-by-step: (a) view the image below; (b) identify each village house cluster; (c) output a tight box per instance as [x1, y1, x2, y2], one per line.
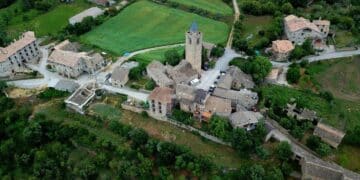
[270, 15, 330, 61]
[48, 40, 106, 78]
[145, 23, 263, 131]
[0, 31, 40, 77]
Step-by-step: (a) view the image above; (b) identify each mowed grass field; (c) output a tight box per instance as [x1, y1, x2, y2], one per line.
[1, 0, 90, 37]
[169, 0, 233, 15]
[81, 1, 230, 55]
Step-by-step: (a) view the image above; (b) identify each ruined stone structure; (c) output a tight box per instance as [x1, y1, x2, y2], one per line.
[185, 22, 202, 72]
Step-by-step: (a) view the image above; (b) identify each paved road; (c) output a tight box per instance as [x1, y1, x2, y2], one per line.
[196, 48, 244, 90]
[272, 49, 360, 67]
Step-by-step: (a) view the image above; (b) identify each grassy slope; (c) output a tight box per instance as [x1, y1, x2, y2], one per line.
[81, 1, 230, 55]
[88, 103, 244, 168]
[132, 46, 184, 65]
[169, 0, 233, 15]
[4, 0, 90, 37]
[242, 15, 273, 47]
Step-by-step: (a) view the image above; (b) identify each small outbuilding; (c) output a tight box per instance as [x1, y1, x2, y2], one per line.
[313, 123, 345, 148]
[229, 110, 263, 131]
[111, 66, 129, 88]
[69, 7, 104, 25]
[271, 40, 294, 61]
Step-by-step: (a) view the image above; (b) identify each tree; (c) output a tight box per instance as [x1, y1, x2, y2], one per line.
[209, 115, 232, 140]
[250, 56, 272, 83]
[289, 45, 305, 60]
[249, 164, 265, 180]
[164, 49, 181, 66]
[210, 44, 225, 58]
[231, 128, 254, 156]
[316, 143, 331, 157]
[275, 141, 293, 161]
[265, 167, 284, 180]
[306, 135, 321, 150]
[286, 65, 301, 84]
[344, 125, 360, 146]
[129, 129, 149, 148]
[0, 80, 7, 92]
[281, 3, 294, 14]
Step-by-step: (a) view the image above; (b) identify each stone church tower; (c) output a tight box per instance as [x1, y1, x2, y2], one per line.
[185, 22, 202, 72]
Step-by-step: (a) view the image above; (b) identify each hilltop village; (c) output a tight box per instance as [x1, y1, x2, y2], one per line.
[0, 0, 360, 179]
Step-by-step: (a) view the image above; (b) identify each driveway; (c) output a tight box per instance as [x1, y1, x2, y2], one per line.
[102, 85, 149, 102]
[196, 48, 244, 90]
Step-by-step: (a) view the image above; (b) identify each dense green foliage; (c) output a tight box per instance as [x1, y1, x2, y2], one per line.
[0, 0, 16, 8]
[230, 56, 272, 83]
[306, 135, 331, 157]
[286, 64, 301, 84]
[164, 49, 182, 66]
[37, 88, 69, 100]
[171, 109, 194, 125]
[289, 39, 315, 61]
[210, 44, 225, 58]
[275, 142, 293, 161]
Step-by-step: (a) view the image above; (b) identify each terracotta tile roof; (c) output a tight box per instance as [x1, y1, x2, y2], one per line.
[313, 20, 330, 26]
[48, 49, 88, 67]
[272, 40, 294, 53]
[0, 31, 36, 62]
[204, 96, 231, 115]
[148, 87, 174, 103]
[284, 15, 320, 33]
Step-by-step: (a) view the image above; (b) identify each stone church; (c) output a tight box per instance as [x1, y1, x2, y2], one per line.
[185, 22, 203, 73]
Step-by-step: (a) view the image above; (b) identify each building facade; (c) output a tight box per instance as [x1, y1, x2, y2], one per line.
[0, 31, 40, 76]
[48, 40, 105, 78]
[185, 22, 202, 72]
[284, 15, 330, 48]
[148, 87, 175, 117]
[111, 66, 129, 88]
[271, 40, 294, 61]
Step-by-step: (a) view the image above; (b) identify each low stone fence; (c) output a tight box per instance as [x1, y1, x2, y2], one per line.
[121, 103, 144, 113]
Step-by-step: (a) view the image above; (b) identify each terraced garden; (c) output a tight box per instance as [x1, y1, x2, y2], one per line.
[81, 1, 230, 55]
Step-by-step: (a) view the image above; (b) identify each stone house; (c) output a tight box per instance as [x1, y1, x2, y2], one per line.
[146, 61, 174, 88]
[217, 66, 254, 90]
[212, 88, 258, 110]
[0, 31, 40, 76]
[203, 96, 232, 119]
[271, 40, 294, 61]
[229, 110, 263, 131]
[284, 15, 330, 49]
[48, 40, 105, 78]
[313, 122, 345, 148]
[176, 84, 197, 112]
[148, 87, 175, 117]
[167, 60, 198, 85]
[111, 66, 129, 87]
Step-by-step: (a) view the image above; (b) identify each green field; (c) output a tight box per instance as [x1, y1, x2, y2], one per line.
[2, 0, 90, 37]
[132, 46, 184, 65]
[169, 0, 233, 15]
[242, 15, 273, 48]
[81, 1, 230, 55]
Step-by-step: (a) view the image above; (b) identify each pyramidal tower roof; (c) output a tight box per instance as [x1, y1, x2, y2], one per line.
[190, 22, 198, 32]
